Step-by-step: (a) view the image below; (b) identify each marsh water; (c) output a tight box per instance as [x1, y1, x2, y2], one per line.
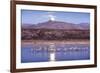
[21, 42, 90, 63]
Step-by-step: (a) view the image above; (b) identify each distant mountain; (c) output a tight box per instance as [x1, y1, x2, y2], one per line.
[22, 20, 89, 30]
[78, 23, 90, 30]
[21, 24, 35, 28]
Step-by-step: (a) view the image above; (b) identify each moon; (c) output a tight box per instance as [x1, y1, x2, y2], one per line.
[48, 14, 55, 21]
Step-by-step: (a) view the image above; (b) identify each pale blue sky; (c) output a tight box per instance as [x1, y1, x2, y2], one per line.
[21, 10, 90, 25]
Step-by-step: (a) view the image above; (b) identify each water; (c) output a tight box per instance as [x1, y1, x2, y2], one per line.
[21, 44, 90, 63]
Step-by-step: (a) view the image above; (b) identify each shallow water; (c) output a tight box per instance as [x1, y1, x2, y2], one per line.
[21, 44, 90, 63]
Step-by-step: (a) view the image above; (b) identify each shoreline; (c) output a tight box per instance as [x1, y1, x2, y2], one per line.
[21, 40, 90, 45]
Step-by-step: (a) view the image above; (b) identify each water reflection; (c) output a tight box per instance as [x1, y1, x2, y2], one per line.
[21, 44, 90, 63]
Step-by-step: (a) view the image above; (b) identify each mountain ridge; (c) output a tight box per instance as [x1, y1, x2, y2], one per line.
[22, 20, 89, 30]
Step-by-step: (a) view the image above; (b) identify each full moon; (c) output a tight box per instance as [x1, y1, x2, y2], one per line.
[48, 15, 55, 21]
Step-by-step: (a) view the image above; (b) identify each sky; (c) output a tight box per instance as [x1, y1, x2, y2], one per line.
[21, 10, 90, 25]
